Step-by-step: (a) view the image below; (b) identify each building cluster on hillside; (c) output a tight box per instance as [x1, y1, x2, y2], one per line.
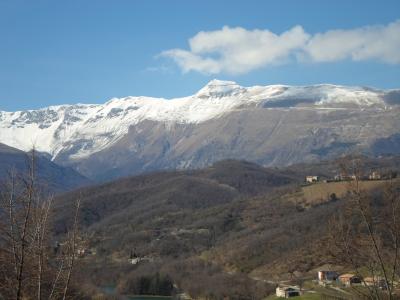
[318, 270, 389, 289]
[276, 270, 391, 298]
[305, 169, 397, 184]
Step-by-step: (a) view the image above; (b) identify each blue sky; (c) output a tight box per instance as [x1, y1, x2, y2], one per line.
[0, 0, 399, 111]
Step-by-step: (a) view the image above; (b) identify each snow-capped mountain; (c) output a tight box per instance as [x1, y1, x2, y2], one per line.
[1, 80, 399, 180]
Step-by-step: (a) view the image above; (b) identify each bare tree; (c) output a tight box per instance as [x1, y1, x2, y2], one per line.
[34, 196, 52, 300]
[328, 158, 400, 300]
[62, 197, 81, 300]
[0, 149, 82, 299]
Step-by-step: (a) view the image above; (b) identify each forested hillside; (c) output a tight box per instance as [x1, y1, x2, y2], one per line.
[51, 156, 400, 299]
[0, 143, 90, 192]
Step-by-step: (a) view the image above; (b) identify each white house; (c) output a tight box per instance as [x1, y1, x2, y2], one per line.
[129, 257, 141, 265]
[305, 176, 319, 183]
[276, 285, 300, 298]
[369, 171, 381, 180]
[318, 270, 338, 282]
[129, 249, 141, 265]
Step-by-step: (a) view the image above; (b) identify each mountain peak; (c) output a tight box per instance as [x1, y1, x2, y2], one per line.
[196, 79, 244, 97]
[206, 79, 238, 86]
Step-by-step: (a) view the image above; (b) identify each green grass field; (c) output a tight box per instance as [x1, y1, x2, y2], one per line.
[265, 292, 323, 300]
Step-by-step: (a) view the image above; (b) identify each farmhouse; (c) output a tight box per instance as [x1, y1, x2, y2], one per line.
[129, 257, 141, 265]
[276, 285, 301, 298]
[339, 274, 362, 286]
[369, 171, 381, 180]
[77, 247, 93, 257]
[364, 277, 388, 289]
[305, 176, 319, 183]
[129, 249, 141, 265]
[334, 174, 345, 181]
[318, 270, 339, 282]
[334, 174, 354, 181]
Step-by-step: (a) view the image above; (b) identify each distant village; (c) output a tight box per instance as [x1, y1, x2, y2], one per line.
[275, 169, 398, 298]
[275, 269, 394, 298]
[305, 169, 397, 184]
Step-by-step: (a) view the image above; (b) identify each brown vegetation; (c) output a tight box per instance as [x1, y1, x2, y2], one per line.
[2, 156, 398, 299]
[327, 158, 400, 299]
[0, 150, 84, 299]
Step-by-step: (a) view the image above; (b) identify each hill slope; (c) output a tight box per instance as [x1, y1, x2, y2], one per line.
[52, 156, 400, 298]
[54, 159, 297, 231]
[0, 143, 90, 192]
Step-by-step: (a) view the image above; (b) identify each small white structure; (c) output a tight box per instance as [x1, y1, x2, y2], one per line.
[369, 171, 381, 180]
[129, 257, 141, 265]
[129, 255, 154, 265]
[305, 176, 319, 183]
[276, 285, 300, 298]
[129, 249, 141, 265]
[334, 174, 353, 181]
[77, 248, 90, 256]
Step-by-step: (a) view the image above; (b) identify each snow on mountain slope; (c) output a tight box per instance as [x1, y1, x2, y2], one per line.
[0, 80, 395, 161]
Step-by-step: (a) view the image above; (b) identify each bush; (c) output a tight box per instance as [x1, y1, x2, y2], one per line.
[117, 267, 174, 296]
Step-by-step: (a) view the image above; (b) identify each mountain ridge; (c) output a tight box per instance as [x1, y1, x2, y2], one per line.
[1, 80, 400, 180]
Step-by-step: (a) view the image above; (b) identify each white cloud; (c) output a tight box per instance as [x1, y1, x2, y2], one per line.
[305, 20, 400, 63]
[161, 20, 400, 75]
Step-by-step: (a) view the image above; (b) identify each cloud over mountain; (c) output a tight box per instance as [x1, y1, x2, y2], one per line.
[162, 20, 400, 74]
